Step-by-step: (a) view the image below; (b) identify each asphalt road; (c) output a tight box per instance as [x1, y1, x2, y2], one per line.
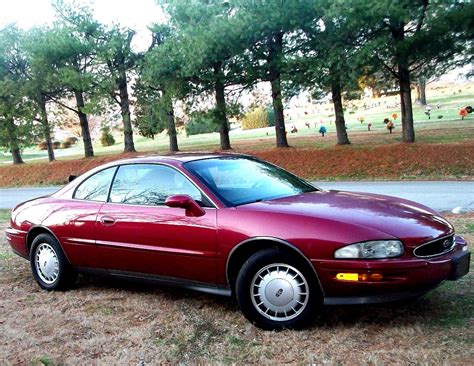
[0, 181, 473, 213]
[314, 181, 474, 213]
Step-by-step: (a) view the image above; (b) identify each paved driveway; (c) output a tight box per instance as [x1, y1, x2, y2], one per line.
[313, 181, 474, 213]
[0, 187, 59, 210]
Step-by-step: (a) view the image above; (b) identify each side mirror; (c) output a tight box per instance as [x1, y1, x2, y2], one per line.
[165, 194, 205, 217]
[68, 175, 77, 182]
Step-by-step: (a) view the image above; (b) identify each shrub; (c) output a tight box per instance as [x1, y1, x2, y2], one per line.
[37, 141, 47, 150]
[241, 107, 269, 130]
[65, 136, 78, 145]
[100, 126, 115, 147]
[61, 141, 72, 149]
[52, 141, 61, 149]
[185, 110, 220, 136]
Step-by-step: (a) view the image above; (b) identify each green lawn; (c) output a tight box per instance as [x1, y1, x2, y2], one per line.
[0, 210, 11, 222]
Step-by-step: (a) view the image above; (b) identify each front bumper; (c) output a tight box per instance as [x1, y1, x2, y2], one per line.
[313, 235, 470, 305]
[5, 227, 29, 259]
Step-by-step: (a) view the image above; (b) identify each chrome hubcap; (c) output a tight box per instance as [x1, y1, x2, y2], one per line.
[251, 263, 309, 322]
[35, 243, 59, 284]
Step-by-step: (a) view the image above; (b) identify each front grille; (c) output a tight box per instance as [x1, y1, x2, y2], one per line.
[413, 235, 455, 258]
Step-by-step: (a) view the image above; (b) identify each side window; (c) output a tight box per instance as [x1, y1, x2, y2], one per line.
[109, 164, 203, 206]
[74, 167, 116, 202]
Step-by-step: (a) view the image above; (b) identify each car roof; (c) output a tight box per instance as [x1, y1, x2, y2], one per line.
[108, 152, 249, 166]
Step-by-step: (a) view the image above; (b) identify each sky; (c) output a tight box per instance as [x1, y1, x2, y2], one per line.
[0, 0, 166, 51]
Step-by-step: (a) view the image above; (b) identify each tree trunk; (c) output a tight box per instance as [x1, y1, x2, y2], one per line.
[74, 90, 94, 157]
[39, 94, 55, 162]
[6, 117, 23, 164]
[11, 148, 24, 165]
[163, 89, 179, 152]
[213, 63, 231, 150]
[391, 20, 415, 143]
[419, 77, 427, 106]
[270, 78, 289, 148]
[398, 65, 415, 143]
[415, 84, 421, 103]
[330, 79, 350, 145]
[117, 69, 136, 152]
[268, 33, 289, 148]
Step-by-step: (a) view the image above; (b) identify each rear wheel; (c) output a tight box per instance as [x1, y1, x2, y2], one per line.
[30, 233, 77, 291]
[236, 248, 322, 330]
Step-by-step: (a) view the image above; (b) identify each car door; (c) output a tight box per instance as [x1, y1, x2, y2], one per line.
[94, 163, 218, 284]
[51, 166, 117, 268]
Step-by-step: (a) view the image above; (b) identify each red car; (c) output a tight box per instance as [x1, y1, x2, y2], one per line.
[6, 154, 470, 329]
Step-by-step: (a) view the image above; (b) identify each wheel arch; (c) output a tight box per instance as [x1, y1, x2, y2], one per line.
[26, 225, 70, 262]
[225, 237, 324, 296]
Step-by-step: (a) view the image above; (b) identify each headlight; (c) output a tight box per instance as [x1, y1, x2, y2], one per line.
[334, 240, 404, 259]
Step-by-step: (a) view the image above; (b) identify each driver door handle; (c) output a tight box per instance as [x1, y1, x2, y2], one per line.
[100, 216, 116, 226]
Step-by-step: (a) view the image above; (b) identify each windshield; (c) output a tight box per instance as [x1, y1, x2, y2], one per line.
[184, 157, 317, 206]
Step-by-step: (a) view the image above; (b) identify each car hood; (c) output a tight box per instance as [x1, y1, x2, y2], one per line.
[237, 190, 453, 247]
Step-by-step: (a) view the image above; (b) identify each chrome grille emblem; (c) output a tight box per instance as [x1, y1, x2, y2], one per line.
[413, 235, 454, 258]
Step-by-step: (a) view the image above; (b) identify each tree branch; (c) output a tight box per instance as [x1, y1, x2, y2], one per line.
[46, 94, 79, 115]
[415, 0, 429, 33]
[110, 92, 122, 106]
[374, 54, 399, 79]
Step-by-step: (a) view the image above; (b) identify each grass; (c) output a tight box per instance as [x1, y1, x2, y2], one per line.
[31, 355, 54, 366]
[0, 212, 472, 364]
[0, 152, 46, 163]
[16, 112, 471, 160]
[0, 210, 10, 222]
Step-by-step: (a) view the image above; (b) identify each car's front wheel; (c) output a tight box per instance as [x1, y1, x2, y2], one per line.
[236, 248, 322, 330]
[30, 233, 77, 291]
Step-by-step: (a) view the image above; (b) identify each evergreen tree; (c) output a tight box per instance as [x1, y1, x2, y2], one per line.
[361, 0, 469, 142]
[0, 26, 35, 164]
[135, 25, 184, 152]
[96, 25, 138, 152]
[232, 0, 319, 147]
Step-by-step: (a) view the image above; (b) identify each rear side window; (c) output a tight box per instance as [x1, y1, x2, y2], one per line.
[74, 167, 117, 202]
[109, 164, 203, 206]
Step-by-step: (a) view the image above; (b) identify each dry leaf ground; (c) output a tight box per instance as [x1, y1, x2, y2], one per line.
[0, 211, 473, 364]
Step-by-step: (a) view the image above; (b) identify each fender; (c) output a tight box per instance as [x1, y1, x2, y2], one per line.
[225, 236, 325, 296]
[26, 225, 71, 263]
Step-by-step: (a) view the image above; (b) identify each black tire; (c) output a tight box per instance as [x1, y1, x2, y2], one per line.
[30, 233, 77, 291]
[235, 248, 323, 330]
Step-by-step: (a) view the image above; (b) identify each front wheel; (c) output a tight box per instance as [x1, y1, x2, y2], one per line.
[236, 248, 322, 330]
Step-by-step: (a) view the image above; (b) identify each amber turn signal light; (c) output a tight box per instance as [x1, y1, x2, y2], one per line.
[336, 273, 383, 282]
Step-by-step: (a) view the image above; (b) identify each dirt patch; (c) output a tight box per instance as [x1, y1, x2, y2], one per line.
[1, 141, 474, 187]
[0, 213, 472, 364]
